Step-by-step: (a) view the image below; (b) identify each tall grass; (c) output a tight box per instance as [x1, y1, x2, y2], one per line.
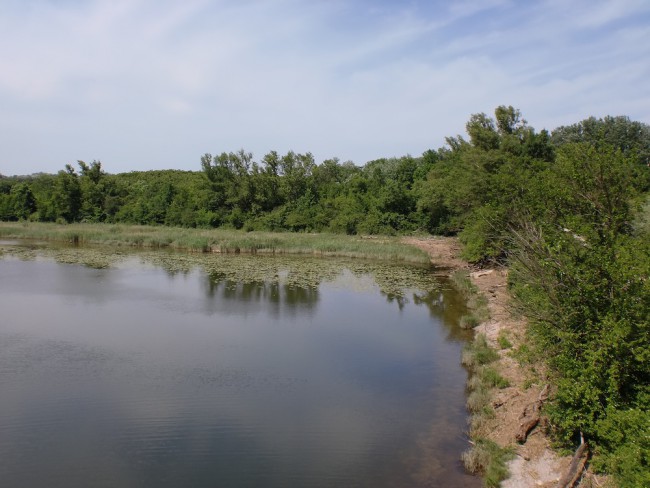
[462, 334, 512, 485]
[462, 438, 514, 488]
[462, 334, 499, 370]
[0, 222, 431, 264]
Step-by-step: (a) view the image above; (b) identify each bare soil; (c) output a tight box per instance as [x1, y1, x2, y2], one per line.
[403, 236, 574, 488]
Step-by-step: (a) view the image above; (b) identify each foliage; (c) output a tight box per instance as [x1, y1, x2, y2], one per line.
[506, 144, 649, 486]
[433, 109, 649, 486]
[551, 115, 650, 191]
[416, 106, 554, 261]
[52, 164, 82, 222]
[0, 149, 434, 234]
[591, 407, 650, 487]
[10, 183, 37, 220]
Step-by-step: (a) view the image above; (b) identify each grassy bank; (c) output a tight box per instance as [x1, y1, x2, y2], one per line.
[0, 222, 431, 264]
[461, 334, 514, 488]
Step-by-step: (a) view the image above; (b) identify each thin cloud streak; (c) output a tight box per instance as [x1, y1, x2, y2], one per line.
[0, 0, 648, 175]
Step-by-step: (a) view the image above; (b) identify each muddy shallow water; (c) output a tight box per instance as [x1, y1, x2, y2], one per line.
[0, 244, 479, 488]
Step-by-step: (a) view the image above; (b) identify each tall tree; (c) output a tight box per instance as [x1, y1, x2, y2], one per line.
[10, 183, 37, 220]
[53, 165, 82, 222]
[78, 160, 106, 221]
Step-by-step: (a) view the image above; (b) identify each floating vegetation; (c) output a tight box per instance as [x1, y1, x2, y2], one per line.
[0, 241, 442, 300]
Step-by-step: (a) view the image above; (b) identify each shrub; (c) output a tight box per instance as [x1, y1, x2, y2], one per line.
[592, 407, 650, 488]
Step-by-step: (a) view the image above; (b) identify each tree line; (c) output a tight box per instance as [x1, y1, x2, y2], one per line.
[1, 108, 649, 486]
[0, 149, 430, 234]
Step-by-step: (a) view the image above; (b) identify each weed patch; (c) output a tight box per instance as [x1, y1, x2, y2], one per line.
[462, 438, 514, 488]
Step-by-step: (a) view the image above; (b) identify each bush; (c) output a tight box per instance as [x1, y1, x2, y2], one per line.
[592, 407, 650, 488]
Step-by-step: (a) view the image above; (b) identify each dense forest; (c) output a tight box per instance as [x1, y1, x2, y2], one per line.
[2, 108, 649, 486]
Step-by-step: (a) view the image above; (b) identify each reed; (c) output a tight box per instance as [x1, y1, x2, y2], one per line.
[0, 222, 430, 264]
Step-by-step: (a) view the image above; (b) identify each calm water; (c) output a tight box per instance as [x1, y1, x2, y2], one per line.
[0, 245, 479, 488]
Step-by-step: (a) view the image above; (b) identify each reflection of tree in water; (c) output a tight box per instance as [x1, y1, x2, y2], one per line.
[203, 270, 319, 318]
[377, 279, 471, 342]
[381, 292, 408, 311]
[2, 244, 470, 333]
[412, 279, 473, 342]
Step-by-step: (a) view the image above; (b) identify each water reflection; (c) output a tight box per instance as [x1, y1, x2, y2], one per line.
[203, 273, 320, 318]
[0, 243, 479, 488]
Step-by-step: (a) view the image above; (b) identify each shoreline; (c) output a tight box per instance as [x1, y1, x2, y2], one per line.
[403, 236, 573, 488]
[0, 222, 430, 264]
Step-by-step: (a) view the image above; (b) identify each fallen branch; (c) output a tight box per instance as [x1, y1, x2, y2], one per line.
[471, 269, 494, 278]
[555, 441, 588, 488]
[515, 384, 549, 443]
[516, 416, 540, 443]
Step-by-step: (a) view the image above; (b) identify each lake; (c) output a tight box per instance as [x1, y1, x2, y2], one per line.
[0, 243, 479, 487]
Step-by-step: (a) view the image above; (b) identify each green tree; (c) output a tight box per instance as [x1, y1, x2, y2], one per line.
[254, 151, 284, 212]
[280, 151, 315, 204]
[416, 106, 554, 260]
[53, 165, 82, 222]
[10, 183, 37, 220]
[552, 115, 650, 191]
[78, 160, 106, 221]
[508, 142, 649, 486]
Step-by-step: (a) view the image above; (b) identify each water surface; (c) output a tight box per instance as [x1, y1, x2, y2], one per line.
[0, 245, 478, 487]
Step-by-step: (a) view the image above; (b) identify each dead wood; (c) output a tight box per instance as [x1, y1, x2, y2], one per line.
[516, 417, 540, 443]
[555, 442, 588, 488]
[515, 384, 550, 443]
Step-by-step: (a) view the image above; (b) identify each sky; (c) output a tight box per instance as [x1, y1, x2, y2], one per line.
[1, 0, 649, 176]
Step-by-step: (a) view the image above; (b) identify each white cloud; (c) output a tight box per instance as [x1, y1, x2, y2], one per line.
[0, 0, 648, 175]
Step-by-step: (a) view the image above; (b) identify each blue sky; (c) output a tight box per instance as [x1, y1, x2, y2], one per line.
[1, 0, 649, 176]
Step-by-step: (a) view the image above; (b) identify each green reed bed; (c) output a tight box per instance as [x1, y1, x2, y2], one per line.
[0, 222, 430, 264]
